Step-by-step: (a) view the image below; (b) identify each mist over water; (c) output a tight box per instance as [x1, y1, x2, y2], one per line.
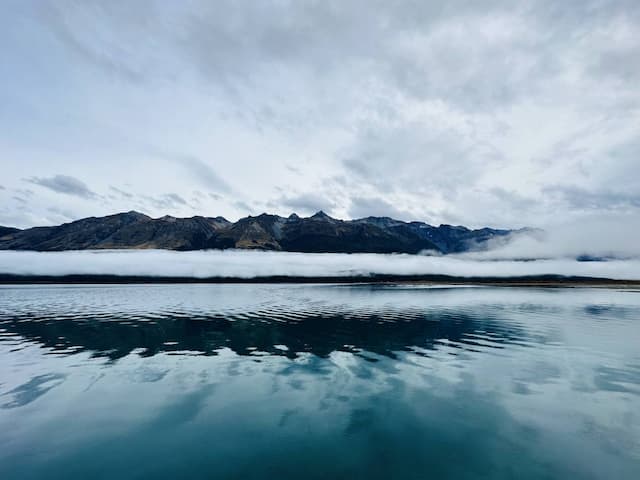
[1, 249, 640, 280]
[470, 214, 640, 261]
[1, 284, 639, 479]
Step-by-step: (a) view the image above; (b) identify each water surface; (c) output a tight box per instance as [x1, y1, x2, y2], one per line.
[1, 284, 639, 479]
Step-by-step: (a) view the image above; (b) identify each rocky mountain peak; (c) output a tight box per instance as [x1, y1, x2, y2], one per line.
[310, 211, 334, 221]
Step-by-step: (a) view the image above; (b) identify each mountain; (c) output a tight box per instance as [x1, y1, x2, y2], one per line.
[0, 226, 20, 238]
[0, 212, 230, 251]
[0, 211, 513, 254]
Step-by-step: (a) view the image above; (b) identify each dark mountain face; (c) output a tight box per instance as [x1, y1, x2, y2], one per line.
[0, 211, 513, 254]
[281, 215, 437, 254]
[0, 212, 231, 251]
[210, 214, 285, 250]
[0, 226, 20, 238]
[401, 223, 511, 254]
[351, 218, 511, 253]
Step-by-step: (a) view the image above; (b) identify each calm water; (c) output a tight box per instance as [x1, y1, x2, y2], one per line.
[0, 284, 639, 479]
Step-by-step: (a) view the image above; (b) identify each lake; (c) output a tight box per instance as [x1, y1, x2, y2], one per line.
[1, 284, 639, 479]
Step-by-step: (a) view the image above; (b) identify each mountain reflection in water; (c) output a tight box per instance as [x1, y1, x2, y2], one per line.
[0, 284, 639, 479]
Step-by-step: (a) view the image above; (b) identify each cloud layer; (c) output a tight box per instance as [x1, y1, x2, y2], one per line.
[1, 1, 639, 229]
[26, 175, 97, 199]
[465, 213, 640, 260]
[1, 250, 639, 280]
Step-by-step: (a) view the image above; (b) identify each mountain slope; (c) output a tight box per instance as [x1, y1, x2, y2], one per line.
[0, 211, 513, 254]
[0, 226, 21, 238]
[0, 212, 230, 251]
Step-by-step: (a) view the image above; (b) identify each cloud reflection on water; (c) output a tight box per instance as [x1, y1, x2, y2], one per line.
[0, 285, 639, 479]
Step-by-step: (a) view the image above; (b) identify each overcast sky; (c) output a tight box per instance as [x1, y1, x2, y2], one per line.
[1, 0, 639, 229]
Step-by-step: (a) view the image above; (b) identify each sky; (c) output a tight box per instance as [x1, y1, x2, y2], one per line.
[1, 0, 639, 229]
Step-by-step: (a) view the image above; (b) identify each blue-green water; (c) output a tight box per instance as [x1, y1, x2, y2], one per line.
[0, 284, 639, 479]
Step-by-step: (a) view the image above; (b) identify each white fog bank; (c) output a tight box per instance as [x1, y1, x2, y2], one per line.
[467, 214, 640, 261]
[1, 249, 639, 280]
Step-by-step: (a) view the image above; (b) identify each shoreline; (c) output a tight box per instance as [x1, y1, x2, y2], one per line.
[1, 273, 639, 288]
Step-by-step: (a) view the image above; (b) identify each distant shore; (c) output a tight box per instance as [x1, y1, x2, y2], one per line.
[1, 273, 639, 288]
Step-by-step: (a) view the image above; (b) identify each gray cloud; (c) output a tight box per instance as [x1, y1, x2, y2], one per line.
[141, 193, 189, 211]
[342, 121, 499, 194]
[164, 193, 186, 205]
[488, 188, 535, 207]
[173, 155, 232, 194]
[232, 201, 254, 214]
[109, 186, 133, 199]
[278, 192, 336, 216]
[285, 164, 301, 175]
[544, 186, 640, 211]
[36, 1, 148, 84]
[37, 1, 640, 111]
[13, 188, 34, 198]
[349, 197, 412, 221]
[26, 175, 97, 199]
[47, 206, 78, 222]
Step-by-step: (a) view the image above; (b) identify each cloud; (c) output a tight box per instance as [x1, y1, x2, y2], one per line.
[141, 193, 189, 211]
[2, 1, 640, 229]
[109, 186, 133, 199]
[349, 197, 412, 220]
[163, 193, 186, 206]
[285, 164, 301, 175]
[543, 186, 640, 211]
[36, 1, 148, 83]
[278, 192, 336, 216]
[25, 175, 97, 199]
[173, 155, 232, 194]
[36, 0, 640, 111]
[0, 249, 638, 280]
[339, 99, 505, 209]
[47, 206, 78, 222]
[466, 213, 640, 260]
[232, 201, 254, 214]
[25, 2, 572, 109]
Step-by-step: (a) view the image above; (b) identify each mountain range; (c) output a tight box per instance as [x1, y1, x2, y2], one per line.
[0, 211, 514, 254]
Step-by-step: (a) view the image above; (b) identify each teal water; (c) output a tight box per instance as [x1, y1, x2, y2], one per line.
[0, 284, 639, 479]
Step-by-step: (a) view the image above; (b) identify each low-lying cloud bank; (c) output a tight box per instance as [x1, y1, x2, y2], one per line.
[465, 214, 640, 261]
[1, 249, 639, 280]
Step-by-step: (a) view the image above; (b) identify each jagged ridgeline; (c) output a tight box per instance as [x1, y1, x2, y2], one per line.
[0, 211, 512, 254]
